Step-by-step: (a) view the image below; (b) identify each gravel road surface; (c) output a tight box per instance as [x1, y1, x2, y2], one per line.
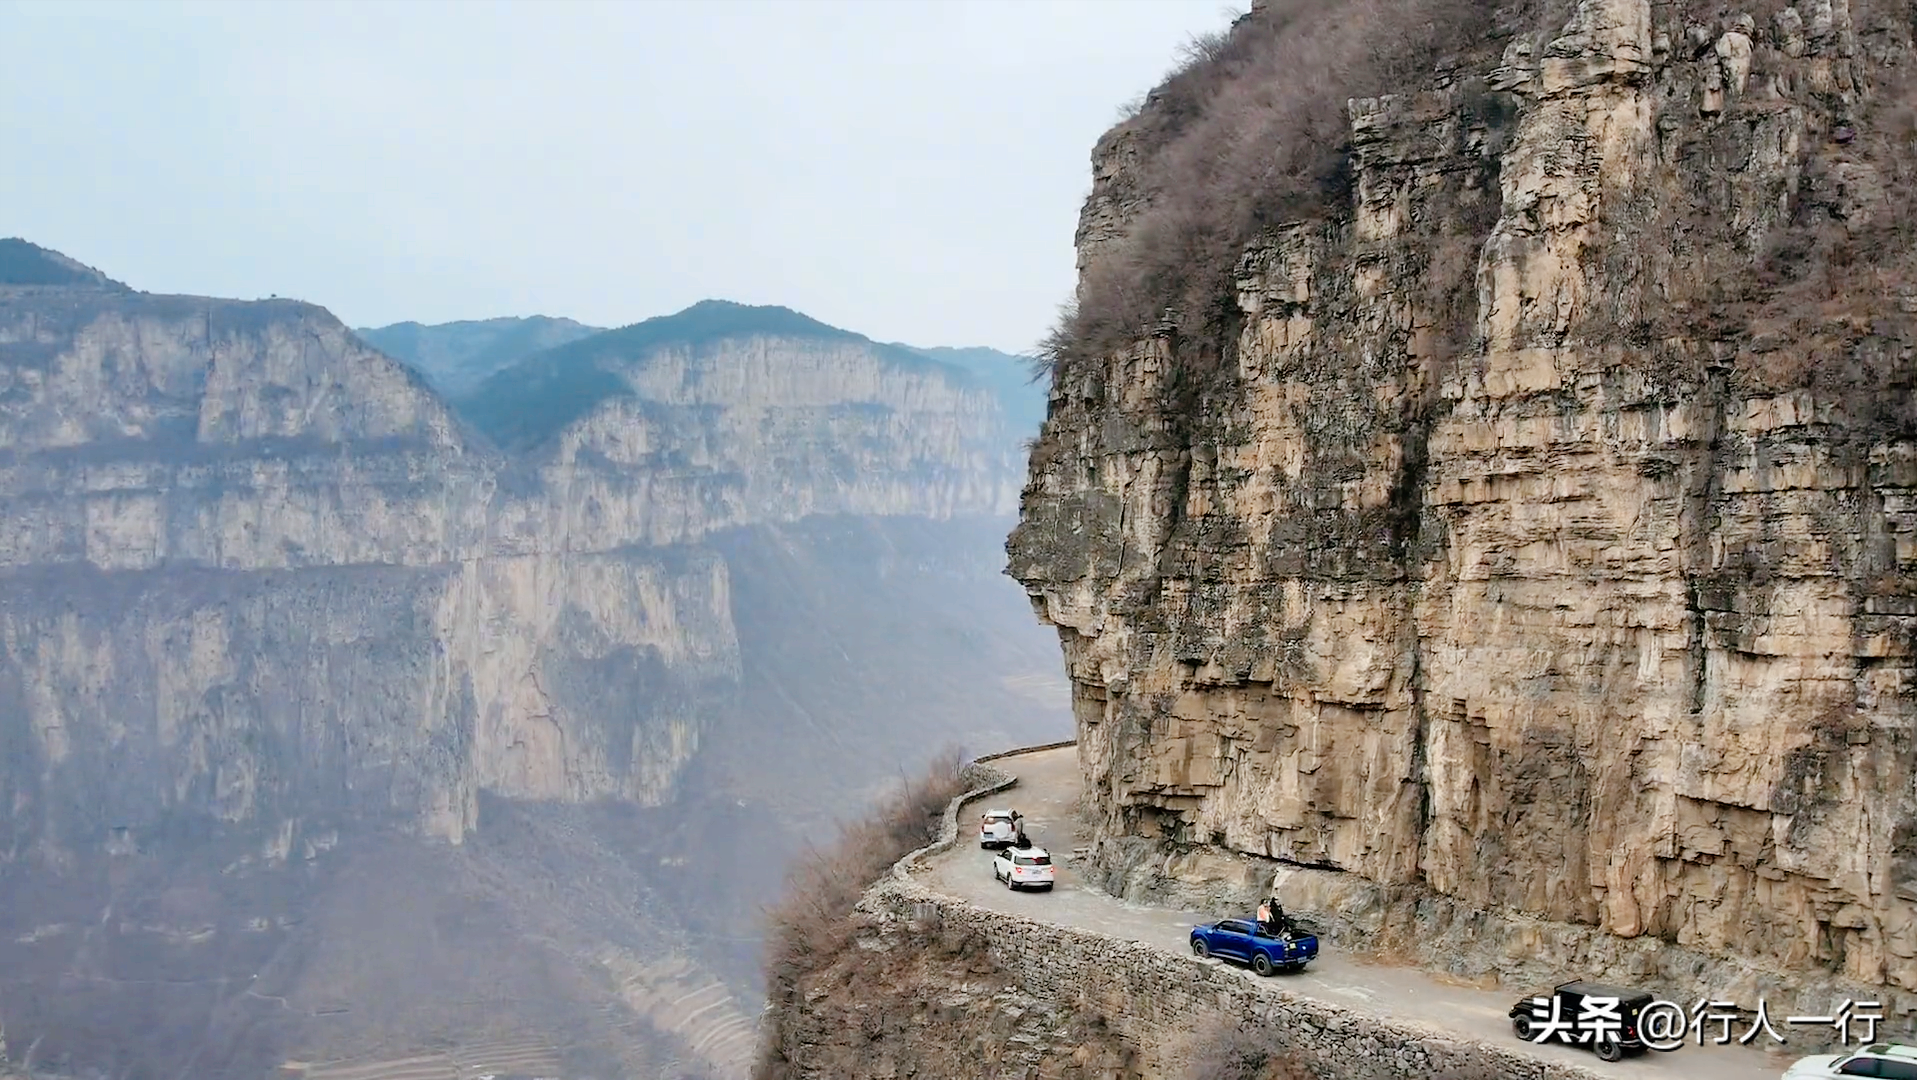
[922, 745, 1797, 1080]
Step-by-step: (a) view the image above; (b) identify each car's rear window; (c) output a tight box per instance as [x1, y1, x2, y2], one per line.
[1013, 855, 1050, 865]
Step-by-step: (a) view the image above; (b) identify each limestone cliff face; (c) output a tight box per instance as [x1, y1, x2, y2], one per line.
[528, 336, 1020, 553]
[1011, 0, 1917, 1009]
[0, 283, 1019, 859]
[0, 264, 1048, 1078]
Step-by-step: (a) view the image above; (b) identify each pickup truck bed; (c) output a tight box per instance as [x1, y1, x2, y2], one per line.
[1189, 918, 1318, 975]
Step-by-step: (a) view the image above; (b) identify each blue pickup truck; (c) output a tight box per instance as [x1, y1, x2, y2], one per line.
[1189, 917, 1318, 975]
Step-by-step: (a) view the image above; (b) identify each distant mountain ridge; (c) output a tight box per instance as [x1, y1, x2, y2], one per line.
[355, 314, 602, 396]
[360, 302, 1049, 453]
[448, 300, 977, 452]
[893, 343, 1047, 436]
[0, 237, 130, 290]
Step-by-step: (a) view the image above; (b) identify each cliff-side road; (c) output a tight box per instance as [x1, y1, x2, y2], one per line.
[921, 745, 1796, 1080]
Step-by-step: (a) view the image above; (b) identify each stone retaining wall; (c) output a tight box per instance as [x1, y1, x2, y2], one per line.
[884, 738, 1072, 884]
[860, 741, 1611, 1080]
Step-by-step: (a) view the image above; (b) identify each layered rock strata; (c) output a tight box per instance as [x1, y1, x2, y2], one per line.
[0, 281, 1019, 849]
[0, 262, 1042, 1077]
[1010, 0, 1917, 1013]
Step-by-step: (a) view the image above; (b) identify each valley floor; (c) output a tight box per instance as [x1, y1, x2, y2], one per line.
[924, 746, 1792, 1080]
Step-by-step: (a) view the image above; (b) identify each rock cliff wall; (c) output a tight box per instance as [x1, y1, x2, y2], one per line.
[530, 336, 1020, 553]
[1009, 0, 1917, 1015]
[0, 260, 1052, 1078]
[0, 280, 1019, 851]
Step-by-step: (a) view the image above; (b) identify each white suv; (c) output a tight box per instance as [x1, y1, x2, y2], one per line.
[992, 846, 1055, 890]
[978, 810, 1018, 848]
[1785, 1043, 1917, 1080]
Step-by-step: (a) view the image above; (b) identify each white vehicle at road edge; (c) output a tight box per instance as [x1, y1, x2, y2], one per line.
[1783, 1043, 1917, 1080]
[978, 809, 1018, 848]
[992, 845, 1055, 890]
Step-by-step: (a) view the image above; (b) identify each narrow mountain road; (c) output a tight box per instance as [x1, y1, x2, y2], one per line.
[922, 745, 1794, 1080]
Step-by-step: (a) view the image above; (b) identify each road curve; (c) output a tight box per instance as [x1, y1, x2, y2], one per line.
[922, 745, 1791, 1080]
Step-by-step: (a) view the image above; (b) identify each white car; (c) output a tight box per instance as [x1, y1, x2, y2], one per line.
[1784, 1043, 1917, 1080]
[992, 846, 1055, 890]
[978, 809, 1018, 848]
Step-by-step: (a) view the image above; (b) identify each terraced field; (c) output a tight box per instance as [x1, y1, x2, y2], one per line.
[253, 801, 763, 1080]
[597, 951, 758, 1076]
[272, 954, 760, 1080]
[283, 1032, 563, 1080]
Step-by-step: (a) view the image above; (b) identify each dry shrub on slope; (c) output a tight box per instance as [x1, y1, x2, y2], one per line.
[1182, 1019, 1317, 1080]
[1181, 1015, 1521, 1080]
[753, 745, 968, 1080]
[1047, 0, 1917, 431]
[1724, 22, 1917, 434]
[1041, 0, 1526, 376]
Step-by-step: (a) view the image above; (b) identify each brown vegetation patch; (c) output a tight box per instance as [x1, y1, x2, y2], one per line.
[1039, 0, 1548, 378]
[1181, 1015, 1522, 1080]
[1180, 1020, 1317, 1080]
[1635, 0, 1917, 435]
[1739, 64, 1917, 435]
[752, 746, 968, 1080]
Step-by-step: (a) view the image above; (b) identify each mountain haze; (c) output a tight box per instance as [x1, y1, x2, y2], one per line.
[449, 300, 975, 451]
[0, 245, 1067, 1080]
[356, 308, 1051, 450]
[356, 315, 604, 397]
[890, 343, 1048, 436]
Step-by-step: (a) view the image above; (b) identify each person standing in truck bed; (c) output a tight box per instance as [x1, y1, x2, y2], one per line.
[1258, 896, 1290, 937]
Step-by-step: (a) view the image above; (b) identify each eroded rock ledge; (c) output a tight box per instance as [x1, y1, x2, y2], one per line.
[1009, 0, 1917, 1015]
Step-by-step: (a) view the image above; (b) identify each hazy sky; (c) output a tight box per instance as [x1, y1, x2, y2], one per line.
[3, 0, 1241, 353]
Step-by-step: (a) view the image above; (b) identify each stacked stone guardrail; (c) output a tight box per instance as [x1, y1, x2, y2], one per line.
[858, 740, 1611, 1080]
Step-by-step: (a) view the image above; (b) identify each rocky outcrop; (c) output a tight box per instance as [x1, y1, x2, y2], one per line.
[0, 251, 1056, 1078]
[1010, 0, 1917, 1015]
